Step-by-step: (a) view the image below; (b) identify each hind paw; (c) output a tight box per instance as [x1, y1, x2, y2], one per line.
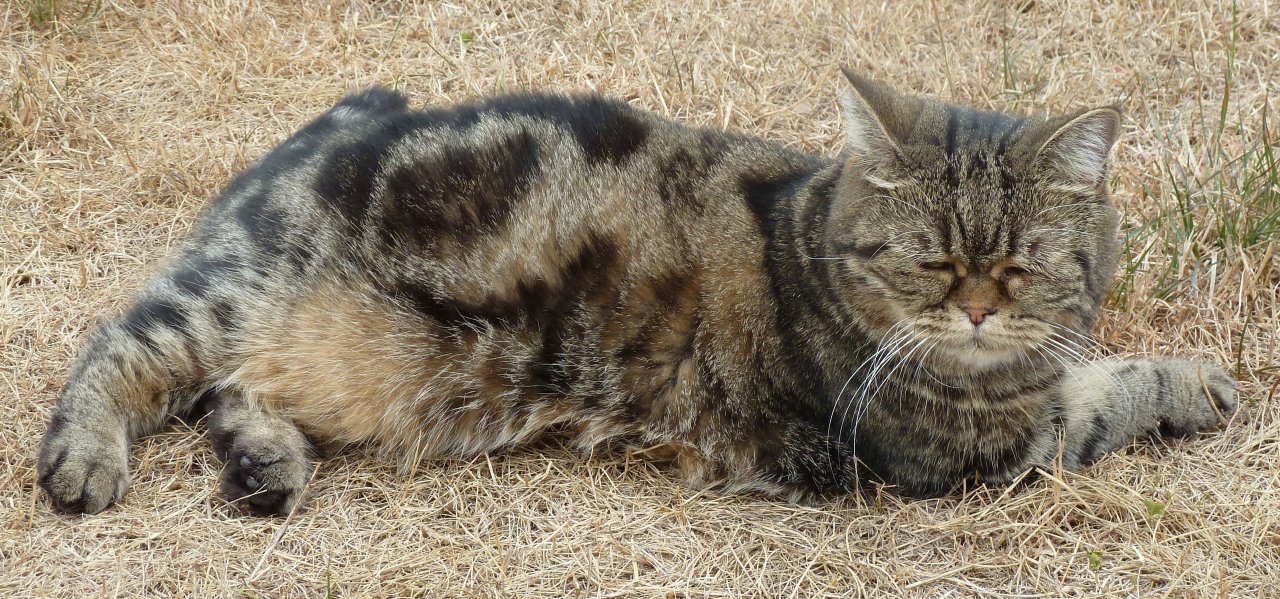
[219, 439, 311, 517]
[37, 414, 130, 514]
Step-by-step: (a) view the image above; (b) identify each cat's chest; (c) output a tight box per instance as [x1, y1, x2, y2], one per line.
[891, 374, 1054, 447]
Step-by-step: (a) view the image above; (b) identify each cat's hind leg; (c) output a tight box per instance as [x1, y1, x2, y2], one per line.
[667, 408, 860, 503]
[201, 387, 314, 516]
[37, 255, 243, 513]
[37, 89, 410, 514]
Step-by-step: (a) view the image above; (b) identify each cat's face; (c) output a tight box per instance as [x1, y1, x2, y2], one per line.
[827, 71, 1121, 372]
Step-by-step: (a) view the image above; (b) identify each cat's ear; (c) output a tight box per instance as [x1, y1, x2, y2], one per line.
[838, 68, 908, 165]
[1033, 106, 1122, 192]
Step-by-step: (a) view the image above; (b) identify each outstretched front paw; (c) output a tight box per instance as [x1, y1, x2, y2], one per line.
[37, 413, 130, 514]
[1156, 359, 1237, 437]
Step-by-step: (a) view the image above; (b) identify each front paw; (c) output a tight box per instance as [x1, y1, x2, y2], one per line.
[37, 413, 130, 514]
[1155, 359, 1237, 437]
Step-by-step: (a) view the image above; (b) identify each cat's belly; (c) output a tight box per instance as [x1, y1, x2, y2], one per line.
[225, 281, 603, 456]
[221, 272, 704, 459]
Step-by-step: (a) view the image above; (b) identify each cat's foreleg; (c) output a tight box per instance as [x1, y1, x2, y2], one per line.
[1056, 358, 1237, 469]
[702, 416, 859, 502]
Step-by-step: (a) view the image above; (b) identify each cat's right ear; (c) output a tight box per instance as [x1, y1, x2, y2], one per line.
[838, 69, 909, 185]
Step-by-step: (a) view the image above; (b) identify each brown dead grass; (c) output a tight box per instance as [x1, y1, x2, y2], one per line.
[2, 0, 1278, 596]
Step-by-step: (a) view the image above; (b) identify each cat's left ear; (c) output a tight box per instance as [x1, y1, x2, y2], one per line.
[1033, 106, 1122, 192]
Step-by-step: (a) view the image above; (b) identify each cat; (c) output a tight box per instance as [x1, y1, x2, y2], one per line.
[37, 69, 1237, 516]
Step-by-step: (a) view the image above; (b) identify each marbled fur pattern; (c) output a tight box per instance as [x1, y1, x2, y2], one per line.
[38, 71, 1236, 515]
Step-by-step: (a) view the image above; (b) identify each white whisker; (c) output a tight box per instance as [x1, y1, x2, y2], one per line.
[826, 320, 912, 438]
[832, 323, 918, 442]
[846, 333, 930, 450]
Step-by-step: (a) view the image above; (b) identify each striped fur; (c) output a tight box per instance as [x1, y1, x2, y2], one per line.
[38, 73, 1235, 515]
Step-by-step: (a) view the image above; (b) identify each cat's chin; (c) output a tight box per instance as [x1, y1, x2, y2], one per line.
[926, 338, 1033, 372]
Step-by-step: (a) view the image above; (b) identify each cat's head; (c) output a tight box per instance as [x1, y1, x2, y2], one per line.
[826, 69, 1121, 373]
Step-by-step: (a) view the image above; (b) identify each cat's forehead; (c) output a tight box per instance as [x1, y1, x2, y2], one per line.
[901, 104, 1046, 212]
[897, 119, 1052, 262]
[910, 103, 1029, 157]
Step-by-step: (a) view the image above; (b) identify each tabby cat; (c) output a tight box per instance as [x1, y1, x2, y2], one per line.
[38, 70, 1237, 516]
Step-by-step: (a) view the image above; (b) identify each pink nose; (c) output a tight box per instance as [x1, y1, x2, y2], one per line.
[965, 307, 991, 325]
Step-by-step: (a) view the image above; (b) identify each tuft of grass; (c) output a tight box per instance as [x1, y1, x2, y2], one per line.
[1139, 110, 1279, 302]
[18, 0, 102, 29]
[0, 87, 26, 168]
[993, 10, 1047, 111]
[21, 0, 62, 27]
[0, 113, 13, 152]
[1113, 1, 1280, 307]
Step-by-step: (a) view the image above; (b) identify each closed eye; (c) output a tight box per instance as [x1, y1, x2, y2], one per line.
[920, 261, 954, 272]
[1001, 266, 1032, 280]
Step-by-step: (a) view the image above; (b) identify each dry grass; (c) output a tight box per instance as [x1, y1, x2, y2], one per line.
[2, 0, 1278, 596]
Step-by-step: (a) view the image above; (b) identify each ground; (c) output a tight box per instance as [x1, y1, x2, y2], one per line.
[2, 0, 1277, 596]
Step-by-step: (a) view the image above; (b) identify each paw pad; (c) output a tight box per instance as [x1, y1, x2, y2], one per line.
[221, 446, 309, 517]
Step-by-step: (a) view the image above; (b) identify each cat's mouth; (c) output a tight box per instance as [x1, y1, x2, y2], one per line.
[946, 335, 1030, 367]
[902, 311, 1062, 372]
[913, 323, 1044, 370]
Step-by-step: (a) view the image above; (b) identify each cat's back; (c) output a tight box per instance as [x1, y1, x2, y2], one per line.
[204, 89, 667, 222]
[196, 87, 822, 275]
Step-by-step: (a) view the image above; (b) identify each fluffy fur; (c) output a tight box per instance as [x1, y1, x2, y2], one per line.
[37, 71, 1236, 516]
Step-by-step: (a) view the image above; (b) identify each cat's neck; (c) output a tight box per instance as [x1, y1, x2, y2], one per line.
[749, 161, 866, 392]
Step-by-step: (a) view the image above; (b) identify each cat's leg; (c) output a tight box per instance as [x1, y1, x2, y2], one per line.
[743, 418, 861, 501]
[37, 255, 241, 513]
[1056, 358, 1237, 469]
[200, 387, 314, 516]
[675, 411, 860, 502]
[36, 90, 411, 515]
